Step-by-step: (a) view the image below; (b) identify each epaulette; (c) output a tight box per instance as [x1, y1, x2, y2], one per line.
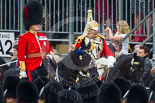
[77, 34, 87, 41]
[97, 34, 105, 39]
[74, 34, 88, 49]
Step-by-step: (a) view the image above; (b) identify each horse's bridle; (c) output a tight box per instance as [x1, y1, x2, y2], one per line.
[74, 48, 96, 80]
[73, 48, 96, 69]
[130, 58, 140, 72]
[129, 58, 143, 84]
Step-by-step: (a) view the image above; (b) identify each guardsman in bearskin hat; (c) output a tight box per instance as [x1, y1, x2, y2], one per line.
[97, 82, 122, 103]
[126, 85, 148, 103]
[43, 81, 64, 103]
[16, 80, 38, 103]
[33, 77, 50, 103]
[113, 78, 131, 98]
[17, 0, 54, 82]
[2, 76, 20, 103]
[74, 20, 115, 68]
[58, 89, 83, 103]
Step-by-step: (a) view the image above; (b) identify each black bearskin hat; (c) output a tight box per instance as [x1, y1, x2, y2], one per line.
[2, 76, 20, 98]
[127, 85, 148, 103]
[23, 0, 43, 30]
[62, 77, 76, 90]
[113, 78, 131, 97]
[97, 82, 122, 103]
[77, 79, 99, 103]
[16, 80, 38, 103]
[33, 77, 50, 99]
[149, 79, 155, 101]
[58, 89, 83, 103]
[43, 82, 64, 103]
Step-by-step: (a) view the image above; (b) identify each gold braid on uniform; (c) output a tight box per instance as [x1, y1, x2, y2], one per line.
[74, 34, 95, 51]
[97, 34, 105, 39]
[74, 34, 87, 49]
[90, 39, 95, 50]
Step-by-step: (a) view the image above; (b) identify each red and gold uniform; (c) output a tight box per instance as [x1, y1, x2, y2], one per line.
[74, 34, 113, 58]
[18, 31, 53, 81]
[74, 20, 115, 81]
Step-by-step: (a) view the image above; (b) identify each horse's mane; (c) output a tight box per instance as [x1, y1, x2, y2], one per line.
[107, 53, 145, 83]
[114, 54, 133, 70]
[116, 54, 127, 61]
[111, 53, 144, 77]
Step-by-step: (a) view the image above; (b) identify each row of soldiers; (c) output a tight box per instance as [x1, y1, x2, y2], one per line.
[1, 74, 155, 103]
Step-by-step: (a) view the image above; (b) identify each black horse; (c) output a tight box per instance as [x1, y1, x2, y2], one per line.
[54, 38, 98, 82]
[0, 38, 98, 85]
[106, 53, 145, 84]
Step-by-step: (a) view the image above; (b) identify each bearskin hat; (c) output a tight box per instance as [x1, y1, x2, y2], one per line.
[149, 79, 155, 92]
[62, 77, 76, 90]
[2, 76, 20, 98]
[43, 81, 64, 103]
[33, 76, 50, 99]
[23, 0, 43, 30]
[58, 89, 83, 103]
[149, 79, 155, 101]
[16, 80, 38, 103]
[1, 68, 19, 81]
[126, 85, 148, 103]
[113, 78, 131, 97]
[97, 82, 122, 103]
[77, 79, 99, 103]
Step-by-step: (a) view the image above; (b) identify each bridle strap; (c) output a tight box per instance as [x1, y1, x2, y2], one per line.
[130, 58, 140, 72]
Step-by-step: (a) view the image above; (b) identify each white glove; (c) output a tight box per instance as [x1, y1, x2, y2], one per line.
[19, 71, 27, 78]
[107, 62, 114, 68]
[107, 56, 116, 68]
[47, 54, 54, 60]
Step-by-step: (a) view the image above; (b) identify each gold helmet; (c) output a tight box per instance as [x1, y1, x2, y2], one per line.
[87, 20, 99, 31]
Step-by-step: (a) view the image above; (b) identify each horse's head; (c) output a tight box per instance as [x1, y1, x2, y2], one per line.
[71, 37, 94, 68]
[110, 54, 145, 84]
[127, 53, 145, 84]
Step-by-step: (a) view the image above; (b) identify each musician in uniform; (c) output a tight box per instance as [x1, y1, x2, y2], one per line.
[74, 20, 116, 68]
[18, 1, 54, 82]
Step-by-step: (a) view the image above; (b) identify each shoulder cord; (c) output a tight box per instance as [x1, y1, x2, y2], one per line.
[35, 33, 43, 53]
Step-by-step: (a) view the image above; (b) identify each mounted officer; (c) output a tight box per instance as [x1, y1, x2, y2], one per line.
[74, 20, 116, 78]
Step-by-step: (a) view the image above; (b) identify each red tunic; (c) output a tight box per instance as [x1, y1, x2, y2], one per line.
[18, 31, 53, 81]
[74, 34, 113, 58]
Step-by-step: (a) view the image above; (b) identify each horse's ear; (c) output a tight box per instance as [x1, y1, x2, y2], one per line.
[133, 53, 137, 59]
[133, 53, 145, 67]
[81, 38, 86, 48]
[133, 53, 139, 60]
[81, 37, 91, 50]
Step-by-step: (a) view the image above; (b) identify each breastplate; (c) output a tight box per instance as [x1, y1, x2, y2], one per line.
[92, 37, 103, 59]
